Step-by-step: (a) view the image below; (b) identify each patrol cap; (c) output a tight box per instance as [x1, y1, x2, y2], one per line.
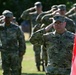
[58, 4, 66, 11]
[2, 10, 13, 17]
[53, 14, 65, 23]
[34, 1, 42, 7]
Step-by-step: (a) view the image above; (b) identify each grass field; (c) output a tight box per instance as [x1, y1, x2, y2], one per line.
[0, 33, 45, 75]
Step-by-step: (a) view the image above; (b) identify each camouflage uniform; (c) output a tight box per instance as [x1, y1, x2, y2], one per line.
[36, 5, 58, 25]
[41, 13, 75, 33]
[66, 3, 76, 16]
[21, 2, 43, 71]
[30, 28, 74, 75]
[35, 5, 75, 71]
[64, 17, 75, 32]
[33, 23, 47, 70]
[41, 14, 53, 25]
[67, 4, 76, 26]
[35, 5, 58, 68]
[58, 4, 75, 33]
[68, 13, 76, 25]
[41, 4, 75, 33]
[30, 15, 74, 75]
[0, 10, 26, 75]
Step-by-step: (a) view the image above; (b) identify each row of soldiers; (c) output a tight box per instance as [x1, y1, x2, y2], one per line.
[23, 1, 76, 75]
[20, 1, 76, 73]
[0, 1, 76, 75]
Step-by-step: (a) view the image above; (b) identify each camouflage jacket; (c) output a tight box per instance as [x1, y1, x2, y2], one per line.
[41, 15, 75, 33]
[21, 9, 41, 27]
[65, 16, 75, 33]
[0, 23, 26, 53]
[68, 13, 76, 25]
[37, 14, 75, 33]
[30, 28, 74, 73]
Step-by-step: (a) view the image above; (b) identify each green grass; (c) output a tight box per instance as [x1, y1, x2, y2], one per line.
[0, 41, 45, 75]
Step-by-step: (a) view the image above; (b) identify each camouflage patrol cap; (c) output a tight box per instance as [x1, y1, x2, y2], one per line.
[58, 4, 66, 10]
[34, 1, 42, 7]
[2, 10, 13, 17]
[53, 14, 65, 23]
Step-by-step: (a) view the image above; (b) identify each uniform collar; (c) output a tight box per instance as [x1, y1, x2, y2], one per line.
[53, 29, 67, 37]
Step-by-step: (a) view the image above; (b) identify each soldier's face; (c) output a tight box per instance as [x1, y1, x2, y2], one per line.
[53, 21, 66, 33]
[74, 8, 76, 12]
[59, 10, 66, 15]
[35, 6, 42, 12]
[4, 17, 13, 24]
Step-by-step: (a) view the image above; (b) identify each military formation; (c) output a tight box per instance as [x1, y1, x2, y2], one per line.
[0, 1, 76, 75]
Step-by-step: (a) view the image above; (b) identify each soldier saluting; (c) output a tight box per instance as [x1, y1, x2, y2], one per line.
[21, 2, 44, 71]
[30, 14, 74, 75]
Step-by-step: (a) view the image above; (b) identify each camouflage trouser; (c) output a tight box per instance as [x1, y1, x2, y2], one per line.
[33, 44, 41, 67]
[46, 73, 70, 75]
[1, 51, 19, 75]
[45, 66, 70, 75]
[19, 56, 23, 75]
[42, 45, 47, 66]
[46, 73, 67, 75]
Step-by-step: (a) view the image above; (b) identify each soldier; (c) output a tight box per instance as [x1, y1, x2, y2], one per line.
[36, 5, 58, 25]
[41, 4, 75, 33]
[12, 17, 19, 25]
[30, 14, 74, 75]
[66, 3, 76, 16]
[67, 3, 76, 25]
[35, 5, 58, 68]
[58, 4, 75, 33]
[0, 10, 26, 75]
[21, 1, 43, 71]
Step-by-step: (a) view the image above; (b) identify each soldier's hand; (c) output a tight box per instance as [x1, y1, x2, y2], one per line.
[0, 15, 5, 23]
[19, 52, 25, 57]
[71, 7, 76, 11]
[29, 7, 35, 11]
[51, 10, 59, 16]
[51, 8, 57, 12]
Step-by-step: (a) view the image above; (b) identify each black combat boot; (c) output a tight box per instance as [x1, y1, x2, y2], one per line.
[42, 64, 45, 71]
[37, 66, 40, 71]
[19, 68, 22, 75]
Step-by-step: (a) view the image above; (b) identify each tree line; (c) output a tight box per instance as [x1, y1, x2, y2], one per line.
[0, 0, 75, 20]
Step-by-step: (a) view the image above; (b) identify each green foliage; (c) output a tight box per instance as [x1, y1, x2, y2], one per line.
[0, 0, 75, 20]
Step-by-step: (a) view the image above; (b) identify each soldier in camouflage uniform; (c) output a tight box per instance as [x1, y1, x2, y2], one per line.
[30, 14, 74, 75]
[0, 10, 26, 75]
[35, 4, 75, 72]
[35, 5, 58, 68]
[58, 4, 75, 33]
[36, 5, 58, 25]
[41, 4, 75, 33]
[67, 3, 76, 25]
[66, 3, 76, 16]
[21, 1, 43, 71]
